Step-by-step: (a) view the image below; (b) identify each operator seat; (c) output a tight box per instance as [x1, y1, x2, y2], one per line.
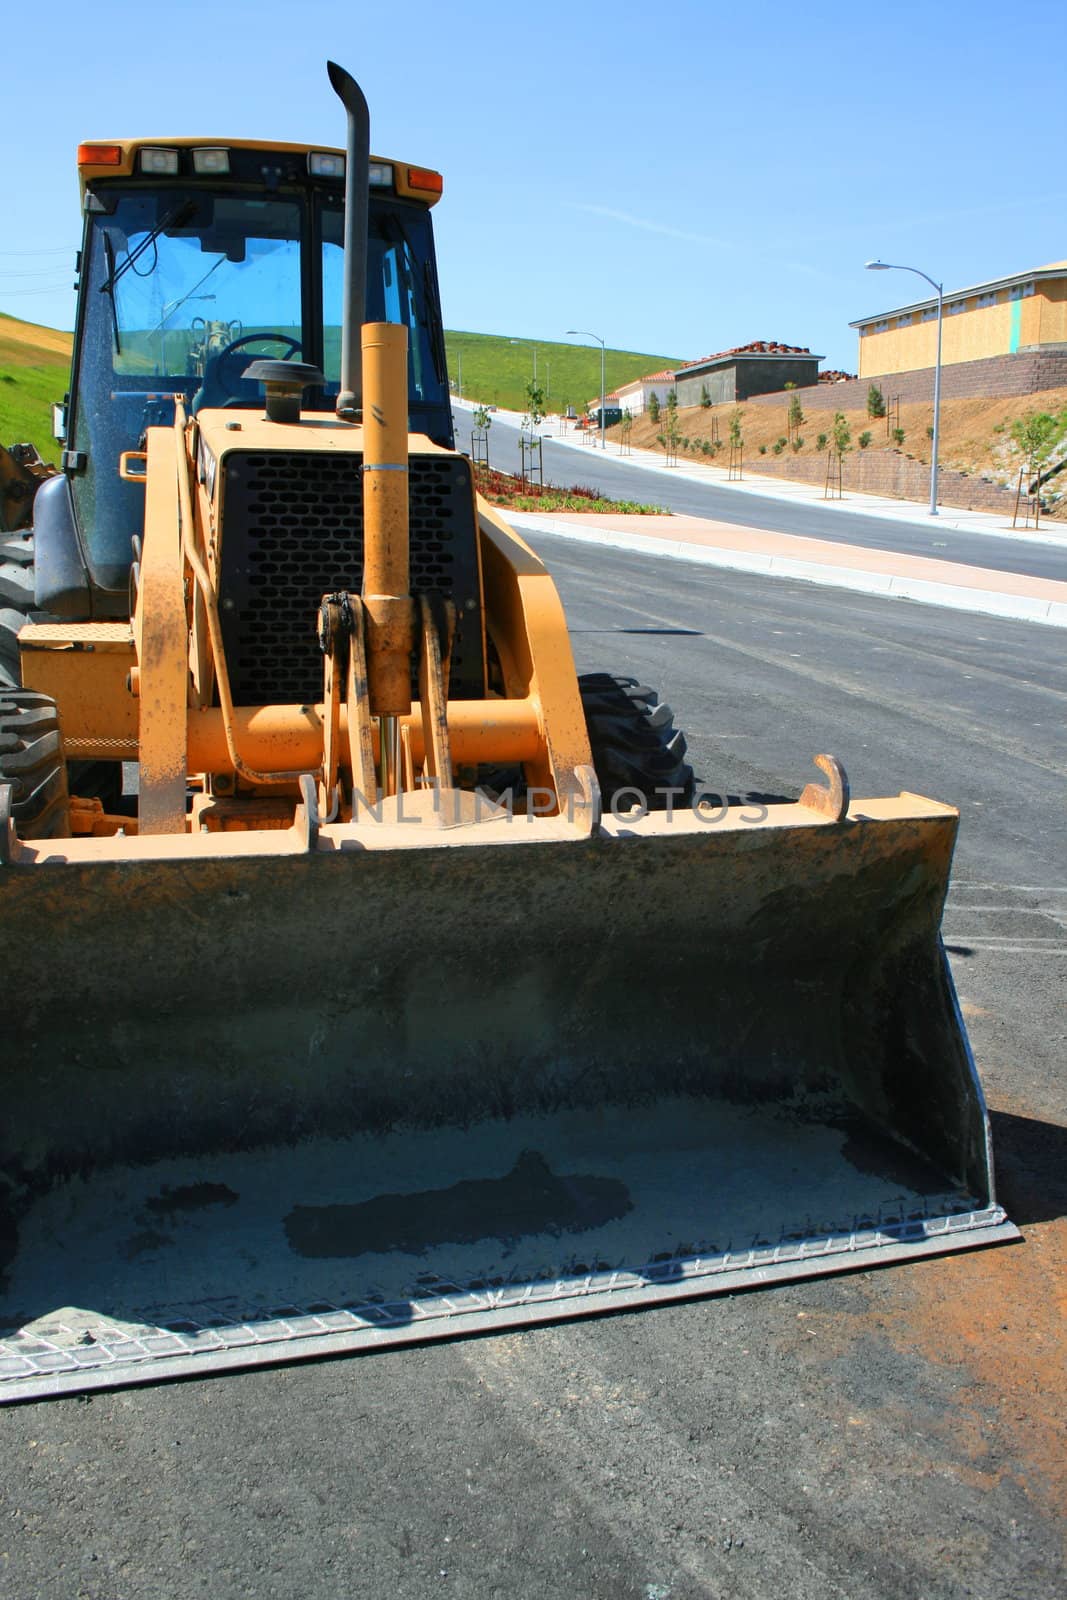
[191, 353, 262, 414]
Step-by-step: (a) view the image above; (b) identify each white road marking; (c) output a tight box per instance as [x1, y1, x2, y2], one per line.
[950, 884, 1067, 894]
[944, 939, 1067, 954]
[945, 905, 1062, 914]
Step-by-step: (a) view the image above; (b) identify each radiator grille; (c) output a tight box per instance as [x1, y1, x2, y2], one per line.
[218, 450, 483, 705]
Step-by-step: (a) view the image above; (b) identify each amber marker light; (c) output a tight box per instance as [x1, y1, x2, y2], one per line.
[406, 166, 443, 196]
[77, 143, 123, 167]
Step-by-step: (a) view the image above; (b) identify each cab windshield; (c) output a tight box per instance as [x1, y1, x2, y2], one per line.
[70, 184, 450, 590]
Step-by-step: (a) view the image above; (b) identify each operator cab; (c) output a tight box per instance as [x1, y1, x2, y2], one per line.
[59, 140, 451, 610]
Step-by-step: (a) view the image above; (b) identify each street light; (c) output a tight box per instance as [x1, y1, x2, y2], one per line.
[511, 337, 537, 387]
[153, 293, 215, 373]
[567, 329, 606, 449]
[865, 259, 943, 517]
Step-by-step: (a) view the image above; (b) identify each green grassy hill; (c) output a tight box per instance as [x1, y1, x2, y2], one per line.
[0, 314, 72, 463]
[442, 331, 678, 414]
[0, 312, 678, 457]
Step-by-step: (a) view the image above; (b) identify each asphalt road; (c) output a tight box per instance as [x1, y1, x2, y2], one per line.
[456, 407, 1067, 583]
[3, 547, 1065, 1599]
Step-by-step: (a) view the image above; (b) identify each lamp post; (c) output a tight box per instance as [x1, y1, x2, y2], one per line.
[154, 293, 215, 374]
[567, 329, 606, 449]
[509, 340, 537, 380]
[865, 259, 943, 517]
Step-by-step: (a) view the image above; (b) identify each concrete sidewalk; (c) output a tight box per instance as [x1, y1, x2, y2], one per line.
[455, 399, 1066, 552]
[507, 509, 1067, 629]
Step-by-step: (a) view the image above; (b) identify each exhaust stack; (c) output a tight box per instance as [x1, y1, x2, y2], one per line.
[327, 60, 370, 421]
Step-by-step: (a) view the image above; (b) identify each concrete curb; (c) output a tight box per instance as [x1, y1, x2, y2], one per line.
[507, 513, 1067, 630]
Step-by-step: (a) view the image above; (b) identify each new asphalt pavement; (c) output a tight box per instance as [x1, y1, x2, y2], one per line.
[2, 532, 1063, 1600]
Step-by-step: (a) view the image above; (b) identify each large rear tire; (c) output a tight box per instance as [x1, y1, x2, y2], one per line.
[0, 532, 129, 811]
[0, 689, 70, 839]
[0, 531, 42, 689]
[579, 672, 693, 809]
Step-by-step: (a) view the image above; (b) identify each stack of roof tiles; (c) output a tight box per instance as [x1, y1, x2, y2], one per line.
[678, 341, 812, 370]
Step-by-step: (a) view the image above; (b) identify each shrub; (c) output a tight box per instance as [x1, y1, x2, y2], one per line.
[522, 379, 546, 432]
[772, 440, 785, 455]
[832, 412, 852, 455]
[700, 384, 711, 408]
[758, 443, 767, 455]
[859, 431, 872, 449]
[648, 391, 660, 422]
[816, 432, 828, 451]
[792, 436, 804, 452]
[1010, 411, 1063, 481]
[892, 427, 905, 446]
[926, 425, 935, 440]
[866, 384, 886, 419]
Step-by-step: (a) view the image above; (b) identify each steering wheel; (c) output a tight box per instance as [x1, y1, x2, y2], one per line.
[213, 332, 303, 398]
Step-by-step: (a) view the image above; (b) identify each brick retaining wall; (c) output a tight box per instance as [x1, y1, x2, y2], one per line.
[745, 349, 1067, 412]
[736, 447, 1021, 515]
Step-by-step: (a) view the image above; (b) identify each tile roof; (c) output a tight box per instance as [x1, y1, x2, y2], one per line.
[677, 341, 812, 371]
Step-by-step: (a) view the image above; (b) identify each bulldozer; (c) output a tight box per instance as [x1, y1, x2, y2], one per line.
[0, 64, 1015, 1403]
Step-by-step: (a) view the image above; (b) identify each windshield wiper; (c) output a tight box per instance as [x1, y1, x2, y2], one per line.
[101, 233, 122, 355]
[98, 198, 198, 298]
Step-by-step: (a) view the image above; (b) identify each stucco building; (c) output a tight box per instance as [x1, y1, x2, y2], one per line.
[613, 369, 677, 416]
[850, 261, 1067, 378]
[673, 342, 821, 407]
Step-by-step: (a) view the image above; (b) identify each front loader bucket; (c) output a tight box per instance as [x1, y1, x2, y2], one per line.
[0, 793, 1015, 1401]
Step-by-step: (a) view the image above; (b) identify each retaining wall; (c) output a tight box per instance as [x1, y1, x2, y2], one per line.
[745, 349, 1067, 412]
[734, 447, 1022, 515]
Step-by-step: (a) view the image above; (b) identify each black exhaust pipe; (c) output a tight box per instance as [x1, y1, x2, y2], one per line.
[327, 60, 370, 421]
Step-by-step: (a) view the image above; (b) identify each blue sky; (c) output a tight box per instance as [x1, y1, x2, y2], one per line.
[4, 0, 1065, 372]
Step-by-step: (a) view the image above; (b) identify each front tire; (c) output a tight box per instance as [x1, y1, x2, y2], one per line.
[0, 689, 70, 838]
[579, 672, 694, 809]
